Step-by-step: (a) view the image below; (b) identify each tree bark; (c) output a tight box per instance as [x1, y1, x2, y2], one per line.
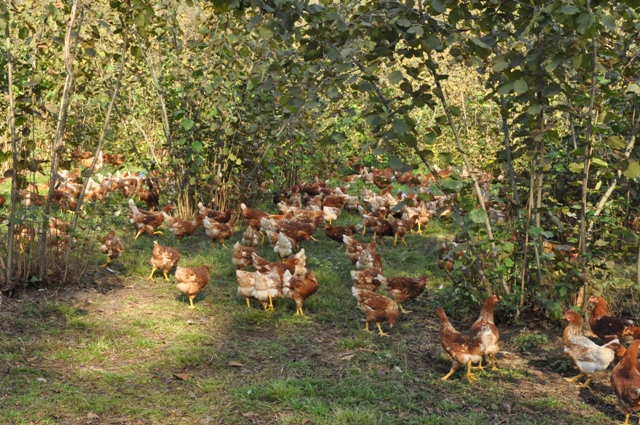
[37, 1, 83, 280]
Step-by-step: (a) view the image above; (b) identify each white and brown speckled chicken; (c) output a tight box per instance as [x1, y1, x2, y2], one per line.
[356, 244, 383, 271]
[253, 272, 282, 310]
[343, 235, 368, 264]
[274, 231, 296, 259]
[351, 287, 398, 337]
[377, 274, 428, 314]
[99, 230, 124, 267]
[203, 216, 233, 248]
[242, 226, 261, 247]
[236, 270, 256, 308]
[149, 241, 180, 281]
[175, 265, 210, 309]
[231, 242, 257, 270]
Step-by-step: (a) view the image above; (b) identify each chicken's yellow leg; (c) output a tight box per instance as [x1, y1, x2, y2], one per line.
[268, 293, 274, 310]
[245, 297, 251, 308]
[148, 267, 156, 280]
[100, 257, 111, 268]
[376, 322, 389, 337]
[134, 229, 144, 240]
[398, 303, 412, 314]
[622, 413, 630, 425]
[466, 360, 477, 383]
[576, 375, 592, 389]
[564, 373, 584, 383]
[473, 358, 484, 370]
[490, 356, 498, 371]
[153, 231, 163, 235]
[364, 322, 372, 333]
[417, 223, 422, 235]
[402, 236, 408, 246]
[393, 234, 398, 246]
[298, 306, 304, 316]
[362, 226, 367, 235]
[163, 272, 170, 281]
[441, 366, 457, 381]
[188, 296, 195, 309]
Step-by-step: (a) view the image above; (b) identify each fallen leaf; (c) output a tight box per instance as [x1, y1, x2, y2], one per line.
[87, 412, 99, 420]
[340, 354, 355, 361]
[172, 373, 192, 381]
[242, 412, 259, 418]
[228, 361, 244, 367]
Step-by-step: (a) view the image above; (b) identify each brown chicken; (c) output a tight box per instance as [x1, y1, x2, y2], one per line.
[377, 275, 428, 314]
[470, 295, 500, 370]
[351, 287, 398, 337]
[342, 235, 367, 264]
[350, 268, 384, 292]
[203, 216, 233, 247]
[388, 215, 417, 246]
[128, 199, 173, 239]
[197, 202, 234, 223]
[137, 179, 159, 210]
[162, 211, 205, 242]
[99, 230, 124, 267]
[325, 223, 362, 244]
[622, 327, 640, 340]
[232, 242, 257, 270]
[563, 309, 618, 389]
[589, 296, 634, 343]
[282, 270, 319, 316]
[252, 250, 307, 279]
[149, 241, 180, 281]
[175, 265, 210, 309]
[437, 307, 483, 384]
[611, 340, 640, 425]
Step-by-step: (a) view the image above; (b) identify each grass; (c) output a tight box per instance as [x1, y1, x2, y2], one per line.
[0, 185, 630, 425]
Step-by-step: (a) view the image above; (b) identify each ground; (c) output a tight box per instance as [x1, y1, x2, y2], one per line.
[0, 206, 629, 425]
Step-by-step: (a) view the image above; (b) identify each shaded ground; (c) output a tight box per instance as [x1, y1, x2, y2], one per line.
[0, 214, 628, 425]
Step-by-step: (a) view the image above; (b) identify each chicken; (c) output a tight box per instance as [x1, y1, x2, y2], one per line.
[325, 223, 362, 244]
[470, 295, 500, 370]
[175, 265, 210, 309]
[322, 206, 341, 224]
[236, 270, 256, 308]
[197, 202, 234, 223]
[274, 231, 296, 259]
[162, 211, 205, 242]
[282, 270, 319, 316]
[388, 215, 417, 246]
[351, 287, 398, 337]
[404, 202, 434, 235]
[608, 341, 629, 366]
[253, 271, 282, 310]
[377, 275, 428, 314]
[563, 309, 618, 389]
[370, 216, 394, 243]
[350, 268, 384, 292]
[437, 307, 483, 384]
[242, 226, 261, 247]
[252, 250, 307, 279]
[343, 235, 367, 264]
[137, 178, 159, 210]
[232, 242, 257, 270]
[240, 203, 269, 228]
[622, 327, 640, 341]
[202, 216, 233, 247]
[149, 241, 180, 281]
[589, 295, 635, 343]
[128, 199, 173, 239]
[356, 243, 383, 270]
[611, 340, 640, 425]
[99, 230, 124, 267]
[14, 223, 35, 253]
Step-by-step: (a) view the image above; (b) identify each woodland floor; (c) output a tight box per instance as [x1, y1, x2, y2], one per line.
[0, 204, 631, 425]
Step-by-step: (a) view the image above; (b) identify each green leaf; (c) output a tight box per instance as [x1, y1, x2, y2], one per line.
[591, 158, 608, 168]
[576, 13, 594, 35]
[388, 155, 407, 170]
[528, 104, 542, 115]
[408, 26, 424, 36]
[468, 208, 487, 224]
[627, 84, 640, 94]
[392, 118, 410, 136]
[423, 132, 437, 144]
[503, 258, 514, 267]
[191, 141, 203, 153]
[607, 136, 626, 150]
[365, 114, 382, 128]
[513, 79, 528, 94]
[388, 70, 404, 84]
[130, 46, 142, 58]
[181, 118, 194, 130]
[326, 85, 340, 99]
[449, 105, 462, 117]
[431, 0, 446, 14]
[623, 161, 640, 179]
[471, 37, 490, 49]
[258, 25, 273, 39]
[559, 4, 579, 14]
[600, 14, 616, 31]
[396, 18, 411, 27]
[497, 81, 513, 95]
[492, 59, 509, 72]
[568, 163, 584, 173]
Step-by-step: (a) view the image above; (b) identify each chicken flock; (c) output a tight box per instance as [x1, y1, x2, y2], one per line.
[13, 156, 640, 424]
